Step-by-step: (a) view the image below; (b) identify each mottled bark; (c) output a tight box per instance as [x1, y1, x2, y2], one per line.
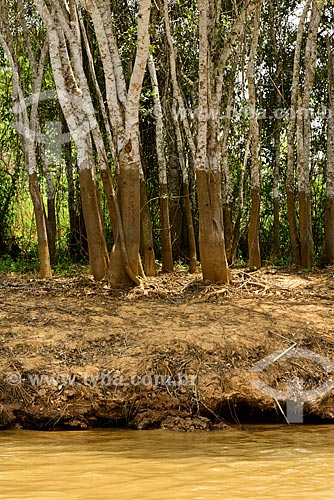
[80, 0, 151, 284]
[197, 171, 230, 283]
[247, 2, 262, 269]
[269, 0, 282, 259]
[286, 0, 311, 266]
[296, 0, 324, 268]
[172, 102, 197, 273]
[140, 176, 156, 276]
[148, 54, 173, 272]
[0, 4, 52, 278]
[29, 173, 53, 278]
[325, 38, 334, 264]
[232, 136, 250, 263]
[221, 56, 238, 265]
[33, 0, 109, 279]
[196, 0, 230, 283]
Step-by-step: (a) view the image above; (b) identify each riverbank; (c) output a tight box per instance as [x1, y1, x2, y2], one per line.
[1, 267, 334, 431]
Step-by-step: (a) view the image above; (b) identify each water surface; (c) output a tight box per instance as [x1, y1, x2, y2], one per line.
[1, 426, 333, 500]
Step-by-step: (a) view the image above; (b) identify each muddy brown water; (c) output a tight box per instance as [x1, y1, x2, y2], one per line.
[0, 426, 333, 500]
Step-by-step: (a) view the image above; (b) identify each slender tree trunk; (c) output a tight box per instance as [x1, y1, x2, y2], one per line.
[232, 136, 250, 263]
[296, 92, 314, 269]
[163, 0, 196, 162]
[29, 172, 52, 278]
[297, 0, 324, 269]
[0, 7, 52, 279]
[140, 174, 156, 276]
[172, 102, 197, 273]
[165, 97, 183, 261]
[32, 0, 110, 279]
[63, 116, 87, 259]
[273, 120, 281, 259]
[325, 37, 334, 264]
[40, 147, 57, 263]
[221, 57, 237, 265]
[247, 2, 262, 269]
[286, 0, 311, 266]
[78, 148, 109, 279]
[269, 0, 282, 259]
[148, 54, 173, 272]
[196, 0, 230, 283]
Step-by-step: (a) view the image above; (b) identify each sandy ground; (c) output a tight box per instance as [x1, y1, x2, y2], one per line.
[0, 267, 334, 431]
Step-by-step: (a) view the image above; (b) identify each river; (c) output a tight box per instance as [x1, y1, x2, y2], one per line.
[0, 426, 333, 500]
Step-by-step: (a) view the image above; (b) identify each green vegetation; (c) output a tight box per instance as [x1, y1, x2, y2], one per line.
[0, 0, 333, 280]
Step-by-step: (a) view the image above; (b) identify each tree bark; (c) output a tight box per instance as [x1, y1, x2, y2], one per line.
[247, 2, 262, 269]
[221, 56, 238, 265]
[29, 173, 53, 278]
[140, 175, 156, 276]
[232, 136, 250, 263]
[286, 0, 311, 266]
[148, 54, 173, 273]
[196, 0, 230, 283]
[0, 4, 52, 278]
[325, 37, 334, 264]
[296, 0, 324, 269]
[33, 0, 110, 279]
[269, 0, 282, 259]
[172, 102, 197, 273]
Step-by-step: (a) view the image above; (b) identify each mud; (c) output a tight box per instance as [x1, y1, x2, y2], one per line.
[0, 268, 334, 431]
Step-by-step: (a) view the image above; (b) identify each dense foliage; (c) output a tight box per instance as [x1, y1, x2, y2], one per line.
[0, 0, 333, 279]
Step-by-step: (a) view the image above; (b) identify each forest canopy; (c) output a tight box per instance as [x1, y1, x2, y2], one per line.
[0, 0, 333, 284]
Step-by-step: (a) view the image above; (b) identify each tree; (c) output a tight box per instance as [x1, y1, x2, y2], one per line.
[247, 1, 262, 269]
[0, 0, 52, 278]
[79, 0, 152, 284]
[148, 53, 173, 273]
[325, 33, 334, 264]
[296, 0, 324, 269]
[33, 0, 110, 280]
[286, 0, 311, 267]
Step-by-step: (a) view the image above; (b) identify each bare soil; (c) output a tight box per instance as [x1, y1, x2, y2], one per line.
[1, 267, 334, 431]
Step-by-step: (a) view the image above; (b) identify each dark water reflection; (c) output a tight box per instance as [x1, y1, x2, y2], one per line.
[0, 426, 333, 500]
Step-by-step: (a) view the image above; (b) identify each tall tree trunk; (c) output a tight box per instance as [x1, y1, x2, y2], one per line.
[247, 2, 262, 269]
[269, 0, 282, 259]
[221, 56, 238, 265]
[0, 7, 52, 279]
[148, 54, 173, 272]
[163, 0, 196, 162]
[325, 36, 334, 264]
[33, 0, 110, 279]
[166, 99, 183, 261]
[29, 172, 52, 278]
[286, 0, 311, 266]
[172, 103, 197, 273]
[196, 0, 230, 283]
[296, 92, 314, 270]
[273, 119, 281, 260]
[232, 136, 250, 263]
[107, 0, 151, 284]
[297, 0, 324, 269]
[78, 146, 109, 279]
[62, 116, 87, 259]
[40, 146, 57, 263]
[140, 173, 156, 276]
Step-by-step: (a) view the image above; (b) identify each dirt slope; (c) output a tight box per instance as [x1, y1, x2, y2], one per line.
[0, 268, 334, 431]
